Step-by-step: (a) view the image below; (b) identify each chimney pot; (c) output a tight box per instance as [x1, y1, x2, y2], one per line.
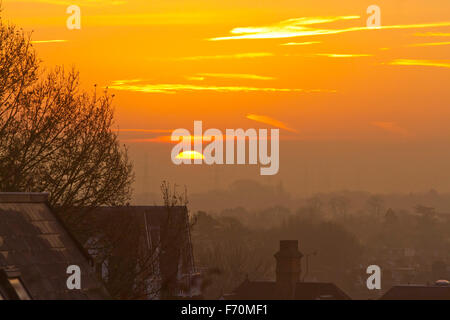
[274, 240, 303, 299]
[275, 241, 303, 280]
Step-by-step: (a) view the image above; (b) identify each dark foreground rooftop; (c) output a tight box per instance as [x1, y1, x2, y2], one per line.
[0, 192, 109, 300]
[380, 283, 450, 300]
[225, 279, 351, 300]
[224, 240, 351, 300]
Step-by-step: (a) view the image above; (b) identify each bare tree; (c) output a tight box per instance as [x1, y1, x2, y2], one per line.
[0, 19, 133, 232]
[0, 22, 38, 144]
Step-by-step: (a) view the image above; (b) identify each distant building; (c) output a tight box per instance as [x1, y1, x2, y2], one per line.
[224, 240, 350, 300]
[83, 206, 200, 299]
[380, 280, 450, 300]
[0, 192, 108, 300]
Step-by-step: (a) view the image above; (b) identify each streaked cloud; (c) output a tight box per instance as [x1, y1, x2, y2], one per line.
[197, 73, 275, 80]
[30, 40, 68, 44]
[111, 79, 143, 85]
[176, 53, 274, 61]
[388, 59, 450, 69]
[316, 53, 373, 58]
[414, 32, 450, 37]
[372, 122, 409, 137]
[112, 129, 173, 133]
[407, 41, 450, 47]
[281, 41, 321, 46]
[209, 16, 450, 41]
[210, 16, 360, 40]
[108, 80, 335, 94]
[186, 76, 205, 81]
[246, 114, 298, 133]
[124, 134, 273, 144]
[123, 136, 174, 143]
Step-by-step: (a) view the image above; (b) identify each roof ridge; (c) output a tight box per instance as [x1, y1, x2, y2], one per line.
[0, 192, 49, 203]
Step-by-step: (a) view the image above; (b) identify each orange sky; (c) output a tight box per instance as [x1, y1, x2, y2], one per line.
[3, 0, 450, 196]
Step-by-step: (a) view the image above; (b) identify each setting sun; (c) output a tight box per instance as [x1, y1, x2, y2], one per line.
[176, 150, 205, 160]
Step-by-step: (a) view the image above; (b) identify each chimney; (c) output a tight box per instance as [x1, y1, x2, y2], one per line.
[274, 240, 303, 299]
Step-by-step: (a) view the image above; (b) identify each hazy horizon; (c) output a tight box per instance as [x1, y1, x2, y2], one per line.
[4, 0, 450, 197]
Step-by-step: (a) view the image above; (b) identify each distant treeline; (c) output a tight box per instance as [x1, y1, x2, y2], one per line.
[188, 181, 450, 299]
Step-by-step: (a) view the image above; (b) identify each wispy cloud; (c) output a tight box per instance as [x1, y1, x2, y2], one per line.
[197, 73, 275, 80]
[388, 59, 450, 69]
[316, 53, 373, 58]
[372, 122, 409, 137]
[281, 41, 321, 46]
[185, 76, 205, 81]
[124, 134, 274, 144]
[111, 79, 144, 85]
[176, 53, 273, 61]
[30, 40, 68, 44]
[209, 16, 360, 40]
[414, 32, 450, 37]
[209, 16, 450, 41]
[123, 136, 174, 143]
[246, 114, 298, 133]
[407, 42, 450, 47]
[112, 129, 173, 133]
[108, 80, 335, 94]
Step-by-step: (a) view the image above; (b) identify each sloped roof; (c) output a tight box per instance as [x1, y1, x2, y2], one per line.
[225, 279, 351, 300]
[0, 193, 109, 299]
[380, 285, 450, 300]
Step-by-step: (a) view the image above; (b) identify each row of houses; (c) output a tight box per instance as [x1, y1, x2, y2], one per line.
[0, 192, 449, 300]
[0, 192, 199, 299]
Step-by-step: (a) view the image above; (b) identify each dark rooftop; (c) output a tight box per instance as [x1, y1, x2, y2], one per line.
[380, 284, 450, 300]
[225, 279, 351, 300]
[0, 192, 109, 299]
[0, 192, 49, 203]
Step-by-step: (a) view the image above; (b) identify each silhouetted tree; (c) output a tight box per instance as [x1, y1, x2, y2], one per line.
[0, 19, 133, 231]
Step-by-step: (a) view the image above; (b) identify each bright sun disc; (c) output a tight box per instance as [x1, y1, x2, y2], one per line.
[176, 151, 204, 160]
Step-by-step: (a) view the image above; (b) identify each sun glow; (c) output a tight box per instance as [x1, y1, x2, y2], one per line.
[175, 150, 205, 160]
